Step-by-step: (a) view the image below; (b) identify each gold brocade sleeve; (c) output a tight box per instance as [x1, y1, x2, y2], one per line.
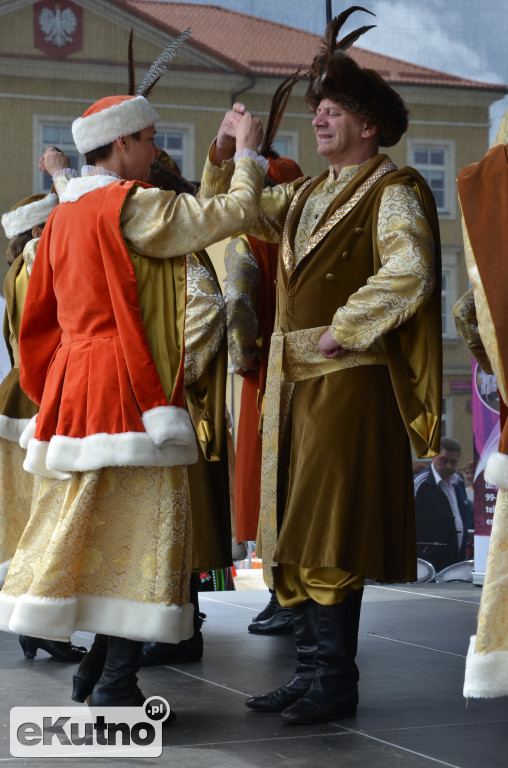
[331, 183, 435, 350]
[224, 235, 260, 373]
[200, 148, 296, 244]
[461, 212, 506, 402]
[122, 157, 265, 258]
[453, 288, 494, 375]
[184, 254, 226, 387]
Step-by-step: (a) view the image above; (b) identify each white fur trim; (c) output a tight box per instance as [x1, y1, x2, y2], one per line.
[485, 451, 508, 490]
[23, 441, 71, 480]
[142, 405, 194, 448]
[0, 414, 32, 443]
[463, 635, 508, 698]
[19, 414, 37, 449]
[0, 592, 193, 644]
[23, 420, 197, 475]
[1, 194, 58, 238]
[59, 174, 116, 203]
[72, 95, 159, 154]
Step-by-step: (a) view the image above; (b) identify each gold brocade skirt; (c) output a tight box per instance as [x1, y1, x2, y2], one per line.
[0, 437, 34, 580]
[0, 465, 194, 644]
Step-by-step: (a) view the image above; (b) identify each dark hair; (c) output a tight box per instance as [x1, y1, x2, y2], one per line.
[6, 230, 32, 266]
[440, 437, 461, 455]
[84, 131, 141, 165]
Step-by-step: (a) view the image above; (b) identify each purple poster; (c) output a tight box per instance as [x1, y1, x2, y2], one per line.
[472, 361, 499, 579]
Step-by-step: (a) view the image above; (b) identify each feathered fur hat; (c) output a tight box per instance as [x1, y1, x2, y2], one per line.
[306, 6, 408, 147]
[73, 27, 191, 154]
[2, 193, 58, 239]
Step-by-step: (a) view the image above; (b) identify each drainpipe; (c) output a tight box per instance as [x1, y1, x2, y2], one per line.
[231, 74, 257, 106]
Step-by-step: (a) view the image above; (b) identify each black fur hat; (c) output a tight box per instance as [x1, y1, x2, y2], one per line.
[306, 6, 408, 147]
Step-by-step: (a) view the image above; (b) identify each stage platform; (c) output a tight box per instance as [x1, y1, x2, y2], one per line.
[0, 582, 505, 767]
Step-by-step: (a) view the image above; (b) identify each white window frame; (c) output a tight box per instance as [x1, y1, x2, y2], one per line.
[407, 137, 456, 220]
[33, 113, 83, 193]
[154, 122, 195, 181]
[271, 130, 299, 165]
[441, 249, 459, 340]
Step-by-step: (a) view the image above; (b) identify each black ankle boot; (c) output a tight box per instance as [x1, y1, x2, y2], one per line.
[19, 636, 87, 662]
[246, 599, 318, 712]
[71, 634, 108, 703]
[281, 588, 364, 724]
[89, 636, 145, 708]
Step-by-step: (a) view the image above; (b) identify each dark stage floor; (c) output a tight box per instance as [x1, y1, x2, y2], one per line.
[0, 582, 505, 767]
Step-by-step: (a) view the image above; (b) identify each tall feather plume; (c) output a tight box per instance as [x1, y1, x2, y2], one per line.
[259, 69, 305, 157]
[324, 6, 376, 57]
[136, 28, 192, 98]
[127, 29, 135, 96]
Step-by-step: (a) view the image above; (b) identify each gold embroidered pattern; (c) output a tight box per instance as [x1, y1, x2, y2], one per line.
[184, 254, 225, 387]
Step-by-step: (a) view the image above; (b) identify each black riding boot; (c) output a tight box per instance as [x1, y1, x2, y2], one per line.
[245, 599, 318, 712]
[140, 575, 203, 666]
[71, 634, 108, 703]
[89, 636, 145, 707]
[281, 588, 364, 724]
[19, 636, 87, 662]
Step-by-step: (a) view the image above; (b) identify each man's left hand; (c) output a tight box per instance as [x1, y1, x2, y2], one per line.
[318, 328, 346, 359]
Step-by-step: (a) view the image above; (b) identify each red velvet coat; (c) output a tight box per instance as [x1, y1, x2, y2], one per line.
[19, 179, 196, 477]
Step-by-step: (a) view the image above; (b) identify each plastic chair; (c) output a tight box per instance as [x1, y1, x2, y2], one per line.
[415, 558, 436, 583]
[434, 560, 474, 583]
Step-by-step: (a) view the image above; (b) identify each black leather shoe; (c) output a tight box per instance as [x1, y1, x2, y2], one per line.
[19, 636, 87, 662]
[140, 630, 204, 666]
[248, 608, 293, 635]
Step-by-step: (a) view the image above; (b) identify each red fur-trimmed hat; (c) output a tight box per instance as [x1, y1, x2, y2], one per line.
[72, 95, 159, 154]
[306, 6, 408, 147]
[2, 193, 58, 239]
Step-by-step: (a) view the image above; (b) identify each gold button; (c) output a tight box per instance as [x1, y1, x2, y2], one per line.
[325, 273, 336, 282]
[327, 186, 335, 194]
[341, 251, 350, 260]
[354, 227, 363, 235]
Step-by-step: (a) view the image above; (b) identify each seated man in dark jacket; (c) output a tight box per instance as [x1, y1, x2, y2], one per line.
[414, 437, 473, 572]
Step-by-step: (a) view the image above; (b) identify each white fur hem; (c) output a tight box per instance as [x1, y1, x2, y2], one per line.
[19, 414, 37, 449]
[59, 174, 117, 202]
[141, 405, 194, 448]
[464, 635, 508, 698]
[0, 414, 32, 443]
[485, 452, 508, 490]
[0, 592, 194, 644]
[24, 426, 197, 475]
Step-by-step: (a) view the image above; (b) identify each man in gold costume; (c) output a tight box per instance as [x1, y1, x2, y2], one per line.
[0, 86, 265, 711]
[201, 7, 442, 724]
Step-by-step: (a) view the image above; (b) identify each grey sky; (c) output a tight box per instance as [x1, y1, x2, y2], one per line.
[162, 0, 508, 140]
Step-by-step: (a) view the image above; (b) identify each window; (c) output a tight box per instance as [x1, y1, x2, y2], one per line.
[33, 115, 82, 192]
[407, 138, 456, 219]
[154, 123, 195, 181]
[271, 131, 299, 164]
[441, 250, 459, 340]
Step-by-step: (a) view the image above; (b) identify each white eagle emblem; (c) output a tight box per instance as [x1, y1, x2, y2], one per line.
[39, 5, 77, 48]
